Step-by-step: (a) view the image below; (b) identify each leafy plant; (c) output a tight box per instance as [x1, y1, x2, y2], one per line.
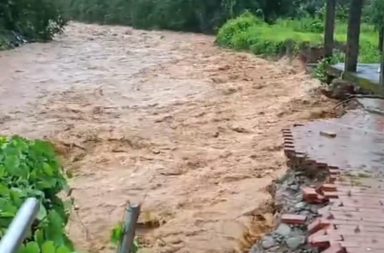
[111, 223, 139, 253]
[314, 56, 339, 83]
[0, 136, 75, 253]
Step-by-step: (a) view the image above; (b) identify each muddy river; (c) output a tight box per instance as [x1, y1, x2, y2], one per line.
[0, 22, 334, 253]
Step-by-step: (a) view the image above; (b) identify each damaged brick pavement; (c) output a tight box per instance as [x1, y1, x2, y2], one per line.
[254, 97, 384, 253]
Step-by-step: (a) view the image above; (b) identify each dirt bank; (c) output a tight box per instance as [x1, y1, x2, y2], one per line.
[0, 22, 335, 253]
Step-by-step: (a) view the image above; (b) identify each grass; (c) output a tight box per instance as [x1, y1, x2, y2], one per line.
[217, 12, 380, 63]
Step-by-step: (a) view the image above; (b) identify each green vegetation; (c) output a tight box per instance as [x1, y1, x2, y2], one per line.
[0, 0, 67, 49]
[0, 136, 75, 253]
[216, 12, 380, 63]
[111, 224, 139, 253]
[58, 0, 334, 33]
[314, 57, 339, 83]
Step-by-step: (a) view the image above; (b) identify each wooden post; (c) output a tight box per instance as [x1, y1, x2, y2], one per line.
[324, 0, 336, 58]
[380, 27, 384, 85]
[345, 0, 364, 72]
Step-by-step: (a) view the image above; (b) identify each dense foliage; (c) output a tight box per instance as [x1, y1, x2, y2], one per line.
[0, 0, 66, 49]
[0, 136, 75, 253]
[216, 13, 321, 56]
[60, 0, 334, 33]
[216, 12, 379, 63]
[368, 0, 384, 29]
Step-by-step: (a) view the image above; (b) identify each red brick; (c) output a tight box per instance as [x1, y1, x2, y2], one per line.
[322, 184, 338, 192]
[309, 235, 331, 249]
[284, 150, 295, 156]
[329, 175, 338, 183]
[281, 214, 307, 225]
[308, 218, 332, 234]
[329, 169, 340, 175]
[303, 187, 317, 199]
[317, 163, 328, 169]
[322, 244, 346, 253]
[316, 194, 329, 204]
[310, 234, 343, 249]
[284, 143, 295, 148]
[324, 191, 339, 199]
[308, 228, 327, 242]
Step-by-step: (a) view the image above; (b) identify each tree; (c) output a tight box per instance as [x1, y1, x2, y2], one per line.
[368, 0, 384, 50]
[345, 0, 364, 72]
[324, 0, 336, 58]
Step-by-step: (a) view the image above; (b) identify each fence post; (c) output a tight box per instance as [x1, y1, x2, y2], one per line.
[119, 204, 141, 253]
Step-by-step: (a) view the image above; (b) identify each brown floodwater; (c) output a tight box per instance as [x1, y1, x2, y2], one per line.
[0, 22, 335, 253]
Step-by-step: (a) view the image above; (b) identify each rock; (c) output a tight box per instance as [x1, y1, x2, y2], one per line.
[310, 206, 318, 214]
[289, 184, 300, 191]
[249, 245, 263, 253]
[285, 236, 306, 250]
[274, 235, 284, 243]
[261, 236, 276, 249]
[275, 223, 292, 237]
[320, 130, 337, 138]
[300, 210, 311, 216]
[295, 202, 306, 210]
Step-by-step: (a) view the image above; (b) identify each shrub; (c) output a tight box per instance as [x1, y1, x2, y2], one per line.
[0, 136, 75, 252]
[314, 56, 340, 83]
[217, 13, 323, 57]
[217, 13, 380, 63]
[216, 11, 263, 47]
[0, 0, 66, 48]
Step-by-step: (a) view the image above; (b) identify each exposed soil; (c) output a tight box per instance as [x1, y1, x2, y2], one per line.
[0, 22, 335, 253]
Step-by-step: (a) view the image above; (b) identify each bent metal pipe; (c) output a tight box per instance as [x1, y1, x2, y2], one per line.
[0, 198, 40, 253]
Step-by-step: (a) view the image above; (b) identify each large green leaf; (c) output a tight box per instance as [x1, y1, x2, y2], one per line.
[44, 210, 64, 245]
[56, 246, 72, 253]
[34, 229, 45, 246]
[37, 202, 47, 220]
[19, 242, 40, 253]
[111, 223, 124, 245]
[41, 241, 55, 253]
[4, 154, 24, 177]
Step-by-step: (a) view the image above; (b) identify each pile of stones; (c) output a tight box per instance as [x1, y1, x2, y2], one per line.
[250, 170, 326, 253]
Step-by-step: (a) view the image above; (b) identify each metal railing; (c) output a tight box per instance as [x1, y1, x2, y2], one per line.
[0, 198, 40, 253]
[0, 198, 141, 253]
